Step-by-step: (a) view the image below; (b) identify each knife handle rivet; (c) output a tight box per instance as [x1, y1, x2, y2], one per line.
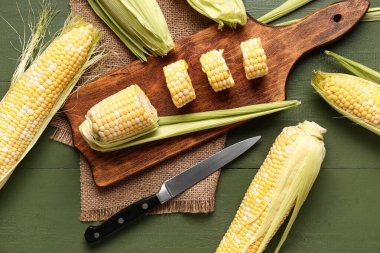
[142, 203, 149, 210]
[93, 232, 100, 239]
[118, 217, 125, 224]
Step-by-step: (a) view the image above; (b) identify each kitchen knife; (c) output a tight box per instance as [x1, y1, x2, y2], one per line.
[84, 136, 261, 243]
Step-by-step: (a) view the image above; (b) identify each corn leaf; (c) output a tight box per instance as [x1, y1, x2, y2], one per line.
[81, 100, 301, 152]
[258, 0, 313, 24]
[187, 0, 247, 29]
[87, 0, 174, 61]
[325, 50, 380, 84]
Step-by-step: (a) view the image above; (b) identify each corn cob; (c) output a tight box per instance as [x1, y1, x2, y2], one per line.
[0, 18, 101, 188]
[312, 71, 380, 135]
[80, 85, 159, 146]
[200, 49, 235, 92]
[241, 38, 268, 80]
[163, 60, 196, 108]
[216, 121, 326, 253]
[80, 100, 300, 152]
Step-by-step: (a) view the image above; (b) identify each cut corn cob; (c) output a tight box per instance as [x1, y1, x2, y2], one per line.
[0, 17, 101, 189]
[200, 49, 235, 92]
[216, 121, 326, 253]
[80, 85, 159, 146]
[241, 38, 268, 80]
[312, 71, 380, 135]
[163, 60, 196, 108]
[80, 100, 300, 152]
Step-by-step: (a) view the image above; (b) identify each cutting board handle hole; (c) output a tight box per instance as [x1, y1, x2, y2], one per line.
[332, 14, 342, 23]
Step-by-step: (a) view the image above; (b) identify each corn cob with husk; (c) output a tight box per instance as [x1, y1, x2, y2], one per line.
[312, 71, 380, 135]
[200, 49, 235, 92]
[241, 38, 269, 80]
[163, 60, 196, 108]
[187, 0, 247, 29]
[0, 14, 102, 189]
[216, 121, 326, 253]
[87, 0, 174, 61]
[80, 92, 300, 152]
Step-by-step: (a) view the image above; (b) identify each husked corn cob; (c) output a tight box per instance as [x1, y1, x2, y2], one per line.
[163, 60, 196, 108]
[241, 38, 268, 80]
[81, 85, 159, 145]
[200, 49, 235, 92]
[216, 121, 326, 253]
[0, 18, 100, 188]
[312, 71, 380, 135]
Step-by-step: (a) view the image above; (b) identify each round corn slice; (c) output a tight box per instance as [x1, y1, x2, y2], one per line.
[163, 59, 196, 108]
[241, 37, 269, 80]
[83, 85, 159, 145]
[200, 49, 235, 92]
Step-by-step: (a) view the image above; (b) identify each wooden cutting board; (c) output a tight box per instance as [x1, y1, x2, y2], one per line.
[63, 0, 369, 187]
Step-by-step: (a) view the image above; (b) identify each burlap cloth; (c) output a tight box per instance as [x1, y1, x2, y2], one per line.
[51, 0, 227, 222]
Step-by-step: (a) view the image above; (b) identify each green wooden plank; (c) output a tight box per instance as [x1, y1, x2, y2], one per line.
[1, 168, 380, 252]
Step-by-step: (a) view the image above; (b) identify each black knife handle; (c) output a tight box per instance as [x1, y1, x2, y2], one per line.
[84, 194, 160, 243]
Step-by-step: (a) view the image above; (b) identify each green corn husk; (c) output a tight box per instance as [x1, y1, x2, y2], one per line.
[325, 50, 380, 84]
[277, 7, 380, 26]
[187, 0, 247, 29]
[362, 7, 380, 21]
[312, 71, 380, 135]
[80, 100, 300, 152]
[0, 8, 103, 189]
[258, 0, 313, 24]
[87, 0, 174, 61]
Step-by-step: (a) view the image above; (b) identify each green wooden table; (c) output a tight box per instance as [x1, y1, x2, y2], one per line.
[0, 1, 379, 252]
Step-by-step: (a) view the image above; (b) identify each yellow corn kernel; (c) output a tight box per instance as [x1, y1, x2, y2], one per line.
[312, 71, 380, 134]
[84, 84, 159, 144]
[200, 49, 235, 92]
[241, 38, 268, 80]
[216, 121, 326, 253]
[163, 59, 196, 108]
[0, 22, 99, 181]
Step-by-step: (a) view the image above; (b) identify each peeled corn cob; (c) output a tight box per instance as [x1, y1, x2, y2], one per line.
[200, 49, 235, 92]
[216, 121, 326, 253]
[0, 17, 101, 189]
[241, 38, 268, 80]
[163, 60, 196, 108]
[79, 85, 159, 147]
[312, 71, 380, 135]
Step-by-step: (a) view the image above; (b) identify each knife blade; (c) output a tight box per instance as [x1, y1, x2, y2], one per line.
[84, 136, 261, 243]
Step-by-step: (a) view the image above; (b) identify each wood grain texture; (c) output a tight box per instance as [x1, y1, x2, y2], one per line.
[63, 0, 369, 187]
